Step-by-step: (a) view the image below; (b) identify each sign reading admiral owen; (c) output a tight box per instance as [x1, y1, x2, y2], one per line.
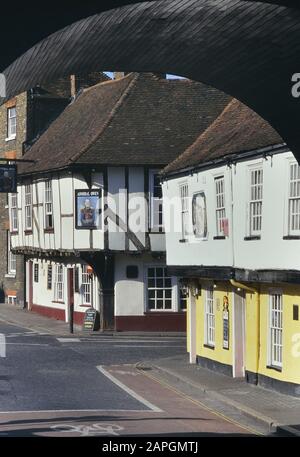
[75, 189, 101, 229]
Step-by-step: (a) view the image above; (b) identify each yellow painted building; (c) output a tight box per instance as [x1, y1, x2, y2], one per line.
[187, 280, 300, 396]
[162, 98, 300, 397]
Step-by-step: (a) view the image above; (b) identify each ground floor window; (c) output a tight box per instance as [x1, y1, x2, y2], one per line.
[147, 267, 173, 311]
[7, 232, 16, 275]
[205, 286, 215, 347]
[47, 264, 52, 290]
[34, 263, 39, 283]
[81, 265, 92, 306]
[269, 293, 283, 368]
[54, 264, 64, 302]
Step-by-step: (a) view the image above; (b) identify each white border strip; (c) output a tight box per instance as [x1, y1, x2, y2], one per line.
[97, 365, 163, 413]
[0, 409, 154, 414]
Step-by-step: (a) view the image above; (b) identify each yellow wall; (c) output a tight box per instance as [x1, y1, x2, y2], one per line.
[186, 294, 191, 354]
[244, 290, 259, 374]
[194, 281, 233, 367]
[257, 284, 300, 385]
[187, 280, 300, 386]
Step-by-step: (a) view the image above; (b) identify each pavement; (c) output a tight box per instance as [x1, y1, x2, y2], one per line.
[142, 357, 300, 437]
[0, 303, 185, 338]
[0, 302, 300, 436]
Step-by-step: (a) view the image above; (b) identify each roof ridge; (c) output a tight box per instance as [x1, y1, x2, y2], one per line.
[164, 99, 234, 171]
[81, 71, 134, 94]
[69, 73, 139, 164]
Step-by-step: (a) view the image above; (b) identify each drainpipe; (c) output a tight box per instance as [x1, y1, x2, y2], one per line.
[229, 165, 235, 268]
[230, 279, 260, 380]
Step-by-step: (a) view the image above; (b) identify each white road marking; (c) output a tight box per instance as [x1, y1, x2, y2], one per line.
[6, 332, 48, 338]
[97, 365, 163, 413]
[0, 409, 155, 414]
[107, 345, 183, 348]
[57, 338, 81, 343]
[50, 423, 124, 436]
[63, 339, 185, 344]
[5, 343, 49, 346]
[81, 338, 185, 343]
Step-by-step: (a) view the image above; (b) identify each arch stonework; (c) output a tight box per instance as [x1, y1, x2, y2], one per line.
[2, 0, 300, 157]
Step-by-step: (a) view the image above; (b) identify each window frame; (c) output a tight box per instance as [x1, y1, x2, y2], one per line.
[287, 161, 300, 235]
[9, 192, 18, 233]
[7, 231, 16, 276]
[54, 264, 64, 302]
[248, 167, 263, 236]
[24, 184, 33, 231]
[44, 180, 54, 230]
[47, 264, 53, 290]
[34, 263, 39, 283]
[268, 291, 283, 369]
[149, 169, 164, 232]
[146, 266, 174, 312]
[179, 182, 189, 240]
[81, 264, 92, 306]
[215, 176, 226, 237]
[7, 106, 17, 140]
[204, 286, 215, 347]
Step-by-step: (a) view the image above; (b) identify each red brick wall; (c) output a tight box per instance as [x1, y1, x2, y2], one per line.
[115, 313, 186, 332]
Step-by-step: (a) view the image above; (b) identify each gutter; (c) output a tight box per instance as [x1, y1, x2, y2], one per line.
[161, 143, 288, 181]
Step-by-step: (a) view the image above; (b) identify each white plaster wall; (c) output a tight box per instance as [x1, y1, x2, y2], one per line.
[108, 167, 126, 251]
[128, 167, 146, 248]
[162, 164, 232, 267]
[13, 166, 168, 255]
[114, 253, 180, 316]
[29, 258, 100, 318]
[233, 151, 300, 270]
[163, 150, 300, 272]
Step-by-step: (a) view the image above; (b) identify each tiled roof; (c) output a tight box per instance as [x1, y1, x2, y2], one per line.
[18, 73, 230, 175]
[163, 98, 284, 174]
[33, 72, 110, 99]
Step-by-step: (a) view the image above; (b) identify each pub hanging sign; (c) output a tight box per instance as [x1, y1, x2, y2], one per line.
[75, 189, 101, 230]
[223, 295, 230, 350]
[0, 165, 17, 193]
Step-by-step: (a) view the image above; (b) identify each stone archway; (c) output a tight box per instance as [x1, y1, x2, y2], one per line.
[2, 0, 300, 156]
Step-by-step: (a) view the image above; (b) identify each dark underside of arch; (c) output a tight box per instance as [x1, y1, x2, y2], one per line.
[1, 0, 300, 161]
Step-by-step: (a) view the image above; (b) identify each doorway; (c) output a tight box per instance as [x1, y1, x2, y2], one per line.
[28, 261, 33, 310]
[67, 268, 75, 328]
[233, 290, 246, 378]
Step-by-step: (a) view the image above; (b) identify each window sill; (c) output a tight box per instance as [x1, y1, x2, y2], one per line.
[266, 364, 282, 373]
[5, 135, 16, 142]
[52, 301, 65, 305]
[213, 236, 226, 240]
[10, 231, 18, 236]
[24, 230, 33, 235]
[80, 304, 92, 308]
[283, 235, 300, 240]
[149, 230, 165, 234]
[179, 239, 188, 243]
[5, 273, 16, 279]
[44, 228, 54, 234]
[244, 235, 261, 241]
[145, 310, 179, 314]
[203, 344, 215, 350]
